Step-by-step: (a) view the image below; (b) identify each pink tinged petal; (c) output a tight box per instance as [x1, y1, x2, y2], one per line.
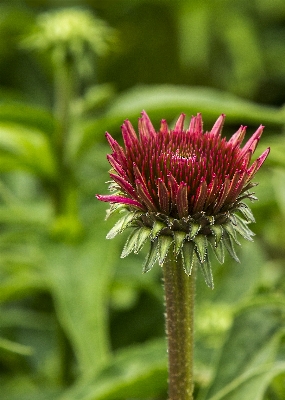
[107, 154, 128, 179]
[188, 113, 203, 134]
[109, 173, 138, 199]
[246, 147, 270, 182]
[239, 125, 264, 160]
[158, 178, 170, 214]
[96, 194, 144, 209]
[225, 170, 243, 203]
[176, 182, 188, 219]
[204, 175, 218, 208]
[105, 133, 126, 164]
[135, 180, 158, 212]
[121, 120, 139, 149]
[168, 173, 179, 205]
[160, 119, 169, 134]
[228, 125, 247, 147]
[138, 110, 156, 141]
[174, 113, 186, 132]
[213, 177, 231, 213]
[210, 114, 226, 137]
[193, 179, 208, 214]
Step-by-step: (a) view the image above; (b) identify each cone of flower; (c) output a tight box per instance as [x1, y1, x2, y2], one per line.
[96, 111, 269, 399]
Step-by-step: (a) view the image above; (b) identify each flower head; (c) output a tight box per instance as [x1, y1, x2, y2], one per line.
[97, 111, 269, 288]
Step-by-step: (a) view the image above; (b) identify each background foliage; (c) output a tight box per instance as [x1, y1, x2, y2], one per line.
[0, 0, 285, 399]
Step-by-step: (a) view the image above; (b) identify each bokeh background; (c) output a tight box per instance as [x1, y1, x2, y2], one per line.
[1, 1, 285, 399]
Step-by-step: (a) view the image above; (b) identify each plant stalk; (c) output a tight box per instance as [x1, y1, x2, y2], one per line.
[163, 251, 195, 400]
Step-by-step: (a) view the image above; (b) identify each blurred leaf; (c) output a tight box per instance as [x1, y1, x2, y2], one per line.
[44, 229, 118, 377]
[105, 85, 283, 125]
[201, 302, 285, 400]
[60, 338, 167, 400]
[0, 122, 57, 179]
[78, 85, 283, 158]
[0, 336, 32, 355]
[207, 362, 285, 400]
[0, 103, 56, 136]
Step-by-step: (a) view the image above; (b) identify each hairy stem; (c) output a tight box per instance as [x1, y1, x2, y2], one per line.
[163, 251, 195, 400]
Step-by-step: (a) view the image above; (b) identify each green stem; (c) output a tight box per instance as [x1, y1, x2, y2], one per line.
[163, 251, 195, 400]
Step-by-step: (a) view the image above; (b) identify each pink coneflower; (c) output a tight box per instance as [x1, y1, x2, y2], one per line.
[97, 111, 269, 288]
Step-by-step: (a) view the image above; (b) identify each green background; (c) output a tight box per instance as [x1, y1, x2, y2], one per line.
[0, 1, 285, 399]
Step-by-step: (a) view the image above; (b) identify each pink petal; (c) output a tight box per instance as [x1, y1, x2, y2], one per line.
[121, 120, 139, 150]
[135, 180, 158, 212]
[210, 114, 226, 137]
[228, 125, 247, 147]
[160, 119, 169, 134]
[158, 178, 170, 214]
[193, 179, 208, 214]
[109, 173, 137, 199]
[174, 113, 185, 132]
[105, 133, 126, 164]
[96, 194, 144, 209]
[176, 182, 188, 218]
[188, 113, 203, 134]
[246, 147, 270, 181]
[138, 110, 156, 141]
[239, 125, 264, 159]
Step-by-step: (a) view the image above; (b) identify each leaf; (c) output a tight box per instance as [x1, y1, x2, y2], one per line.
[59, 339, 167, 400]
[0, 103, 56, 136]
[0, 336, 33, 355]
[44, 230, 117, 376]
[201, 302, 285, 400]
[0, 122, 57, 180]
[76, 85, 283, 159]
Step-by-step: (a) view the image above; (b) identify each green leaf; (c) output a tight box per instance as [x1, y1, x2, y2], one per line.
[208, 236, 225, 264]
[174, 231, 187, 255]
[106, 211, 138, 239]
[0, 103, 56, 136]
[44, 231, 117, 376]
[182, 240, 195, 275]
[151, 220, 166, 239]
[202, 303, 285, 400]
[158, 235, 173, 265]
[59, 339, 167, 400]
[0, 122, 57, 180]
[104, 85, 284, 127]
[121, 227, 140, 258]
[134, 226, 151, 253]
[0, 336, 33, 355]
[199, 256, 214, 289]
[193, 234, 207, 262]
[222, 231, 240, 262]
[142, 238, 159, 273]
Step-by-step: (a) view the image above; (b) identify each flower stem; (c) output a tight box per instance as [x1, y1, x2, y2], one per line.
[163, 250, 195, 400]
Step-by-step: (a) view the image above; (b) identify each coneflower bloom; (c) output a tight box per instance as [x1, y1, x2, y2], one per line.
[96, 111, 269, 288]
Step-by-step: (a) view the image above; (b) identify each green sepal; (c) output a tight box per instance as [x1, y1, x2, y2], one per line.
[222, 222, 240, 245]
[158, 235, 173, 265]
[193, 234, 207, 262]
[121, 227, 140, 258]
[151, 220, 166, 239]
[210, 224, 223, 244]
[135, 227, 151, 253]
[189, 222, 201, 239]
[142, 238, 159, 273]
[223, 230, 240, 262]
[208, 235, 225, 264]
[237, 202, 255, 223]
[174, 231, 187, 255]
[106, 211, 139, 239]
[182, 240, 195, 275]
[199, 255, 214, 289]
[234, 215, 255, 241]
